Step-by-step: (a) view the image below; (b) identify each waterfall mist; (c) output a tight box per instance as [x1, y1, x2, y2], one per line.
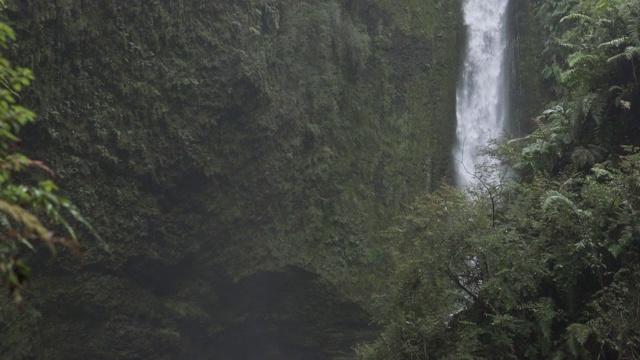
[453, 0, 511, 185]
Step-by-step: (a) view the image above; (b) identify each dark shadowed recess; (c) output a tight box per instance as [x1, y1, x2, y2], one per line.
[209, 266, 377, 360]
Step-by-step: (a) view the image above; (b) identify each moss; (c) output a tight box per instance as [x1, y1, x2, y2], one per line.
[0, 0, 463, 358]
[510, 0, 552, 135]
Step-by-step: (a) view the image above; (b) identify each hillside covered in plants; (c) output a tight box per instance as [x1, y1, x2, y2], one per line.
[0, 0, 463, 359]
[0, 0, 637, 359]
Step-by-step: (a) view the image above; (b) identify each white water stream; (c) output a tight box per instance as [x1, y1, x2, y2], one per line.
[453, 0, 510, 185]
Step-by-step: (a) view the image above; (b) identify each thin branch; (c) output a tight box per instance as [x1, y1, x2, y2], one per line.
[446, 263, 483, 304]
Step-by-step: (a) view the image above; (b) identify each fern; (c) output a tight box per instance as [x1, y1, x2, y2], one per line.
[599, 36, 630, 49]
[581, 93, 599, 117]
[567, 53, 599, 68]
[542, 190, 579, 215]
[591, 97, 607, 128]
[607, 45, 640, 63]
[571, 146, 597, 169]
[542, 65, 558, 80]
[567, 323, 593, 345]
[559, 68, 577, 84]
[560, 13, 593, 23]
[557, 41, 579, 50]
[628, 16, 640, 44]
[606, 50, 631, 64]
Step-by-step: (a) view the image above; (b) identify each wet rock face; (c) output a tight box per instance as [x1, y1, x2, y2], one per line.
[205, 267, 376, 360]
[0, 0, 459, 358]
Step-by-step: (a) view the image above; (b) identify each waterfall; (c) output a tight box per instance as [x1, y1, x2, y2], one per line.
[453, 0, 510, 185]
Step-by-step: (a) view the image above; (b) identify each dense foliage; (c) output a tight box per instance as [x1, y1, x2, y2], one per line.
[358, 0, 640, 358]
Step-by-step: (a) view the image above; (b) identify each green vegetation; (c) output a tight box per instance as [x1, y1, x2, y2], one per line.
[0, 18, 97, 308]
[6, 0, 639, 358]
[358, 0, 640, 358]
[0, 0, 462, 358]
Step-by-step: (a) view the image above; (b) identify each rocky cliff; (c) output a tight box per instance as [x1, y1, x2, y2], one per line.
[0, 0, 465, 358]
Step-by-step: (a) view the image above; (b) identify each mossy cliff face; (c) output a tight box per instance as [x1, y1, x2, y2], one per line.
[0, 0, 461, 358]
[510, 0, 551, 135]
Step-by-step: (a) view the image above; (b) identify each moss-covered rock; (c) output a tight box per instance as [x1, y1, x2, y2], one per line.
[509, 0, 551, 135]
[0, 0, 463, 358]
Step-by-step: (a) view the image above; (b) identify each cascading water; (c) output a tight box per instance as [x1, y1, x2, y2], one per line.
[453, 0, 510, 185]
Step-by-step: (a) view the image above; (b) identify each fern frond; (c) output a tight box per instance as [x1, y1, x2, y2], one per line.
[599, 36, 630, 49]
[560, 13, 592, 23]
[627, 16, 640, 44]
[588, 93, 607, 125]
[558, 41, 579, 50]
[0, 200, 55, 255]
[581, 93, 599, 117]
[595, 18, 613, 26]
[608, 45, 640, 64]
[609, 85, 623, 93]
[567, 323, 593, 345]
[542, 190, 579, 214]
[542, 65, 557, 80]
[571, 146, 598, 168]
[559, 68, 577, 84]
[606, 50, 632, 64]
[624, 45, 640, 57]
[567, 53, 598, 68]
